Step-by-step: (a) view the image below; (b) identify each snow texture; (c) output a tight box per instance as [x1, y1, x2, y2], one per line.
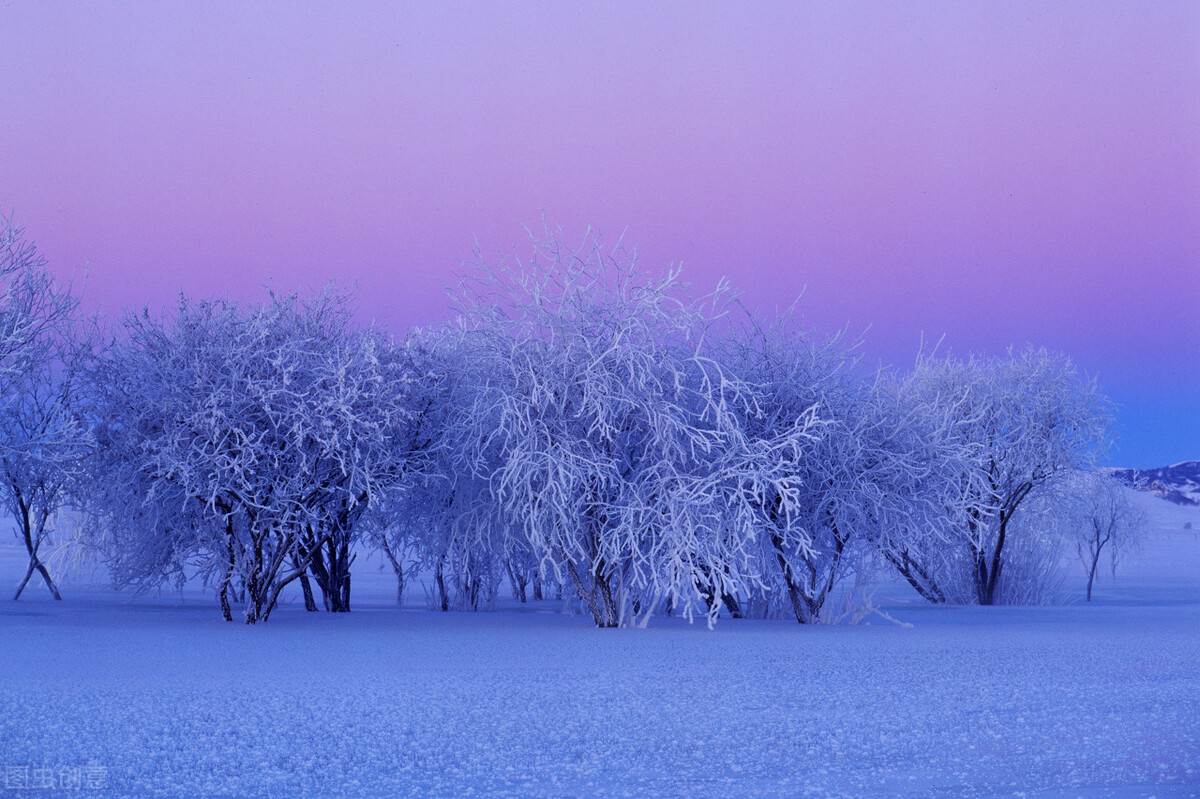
[0, 489, 1197, 798]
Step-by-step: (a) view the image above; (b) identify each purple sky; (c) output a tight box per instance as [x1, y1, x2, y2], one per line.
[1, 2, 1197, 466]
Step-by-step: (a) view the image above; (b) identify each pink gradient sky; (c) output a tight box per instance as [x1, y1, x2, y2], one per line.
[1, 2, 1197, 466]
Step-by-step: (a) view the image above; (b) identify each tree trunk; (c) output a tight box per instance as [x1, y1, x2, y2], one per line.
[217, 531, 236, 622]
[1085, 549, 1101, 602]
[13, 559, 35, 601]
[989, 536, 1006, 604]
[242, 524, 297, 624]
[339, 569, 351, 612]
[298, 569, 318, 612]
[770, 532, 810, 624]
[262, 564, 309, 621]
[884, 550, 946, 604]
[435, 557, 449, 612]
[564, 559, 618, 628]
[13, 503, 62, 601]
[33, 560, 61, 600]
[594, 568, 619, 626]
[505, 558, 528, 603]
[978, 513, 1010, 606]
[218, 582, 233, 622]
[796, 522, 847, 623]
[13, 555, 61, 601]
[465, 572, 482, 610]
[243, 589, 263, 624]
[380, 538, 406, 606]
[243, 564, 269, 624]
[309, 537, 353, 613]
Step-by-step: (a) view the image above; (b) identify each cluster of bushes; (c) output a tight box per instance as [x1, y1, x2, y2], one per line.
[1, 218, 1138, 626]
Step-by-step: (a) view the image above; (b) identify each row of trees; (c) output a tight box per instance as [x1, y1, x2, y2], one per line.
[1, 218, 1140, 626]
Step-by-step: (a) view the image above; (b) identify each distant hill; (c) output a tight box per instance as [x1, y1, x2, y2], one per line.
[1105, 461, 1200, 507]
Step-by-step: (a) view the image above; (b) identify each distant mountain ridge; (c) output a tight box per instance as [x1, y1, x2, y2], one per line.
[1105, 461, 1200, 506]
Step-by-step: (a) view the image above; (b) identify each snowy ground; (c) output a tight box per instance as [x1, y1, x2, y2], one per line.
[1, 490, 1197, 798]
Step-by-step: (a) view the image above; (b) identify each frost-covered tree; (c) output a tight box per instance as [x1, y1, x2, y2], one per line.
[902, 349, 1109, 605]
[366, 324, 507, 612]
[0, 218, 89, 600]
[717, 318, 863, 622]
[451, 227, 819, 627]
[84, 294, 418, 622]
[867, 365, 989, 605]
[2, 338, 91, 601]
[1067, 473, 1144, 601]
[290, 326, 420, 613]
[719, 315, 981, 622]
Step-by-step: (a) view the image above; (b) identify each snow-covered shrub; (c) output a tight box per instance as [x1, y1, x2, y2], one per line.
[83, 293, 419, 622]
